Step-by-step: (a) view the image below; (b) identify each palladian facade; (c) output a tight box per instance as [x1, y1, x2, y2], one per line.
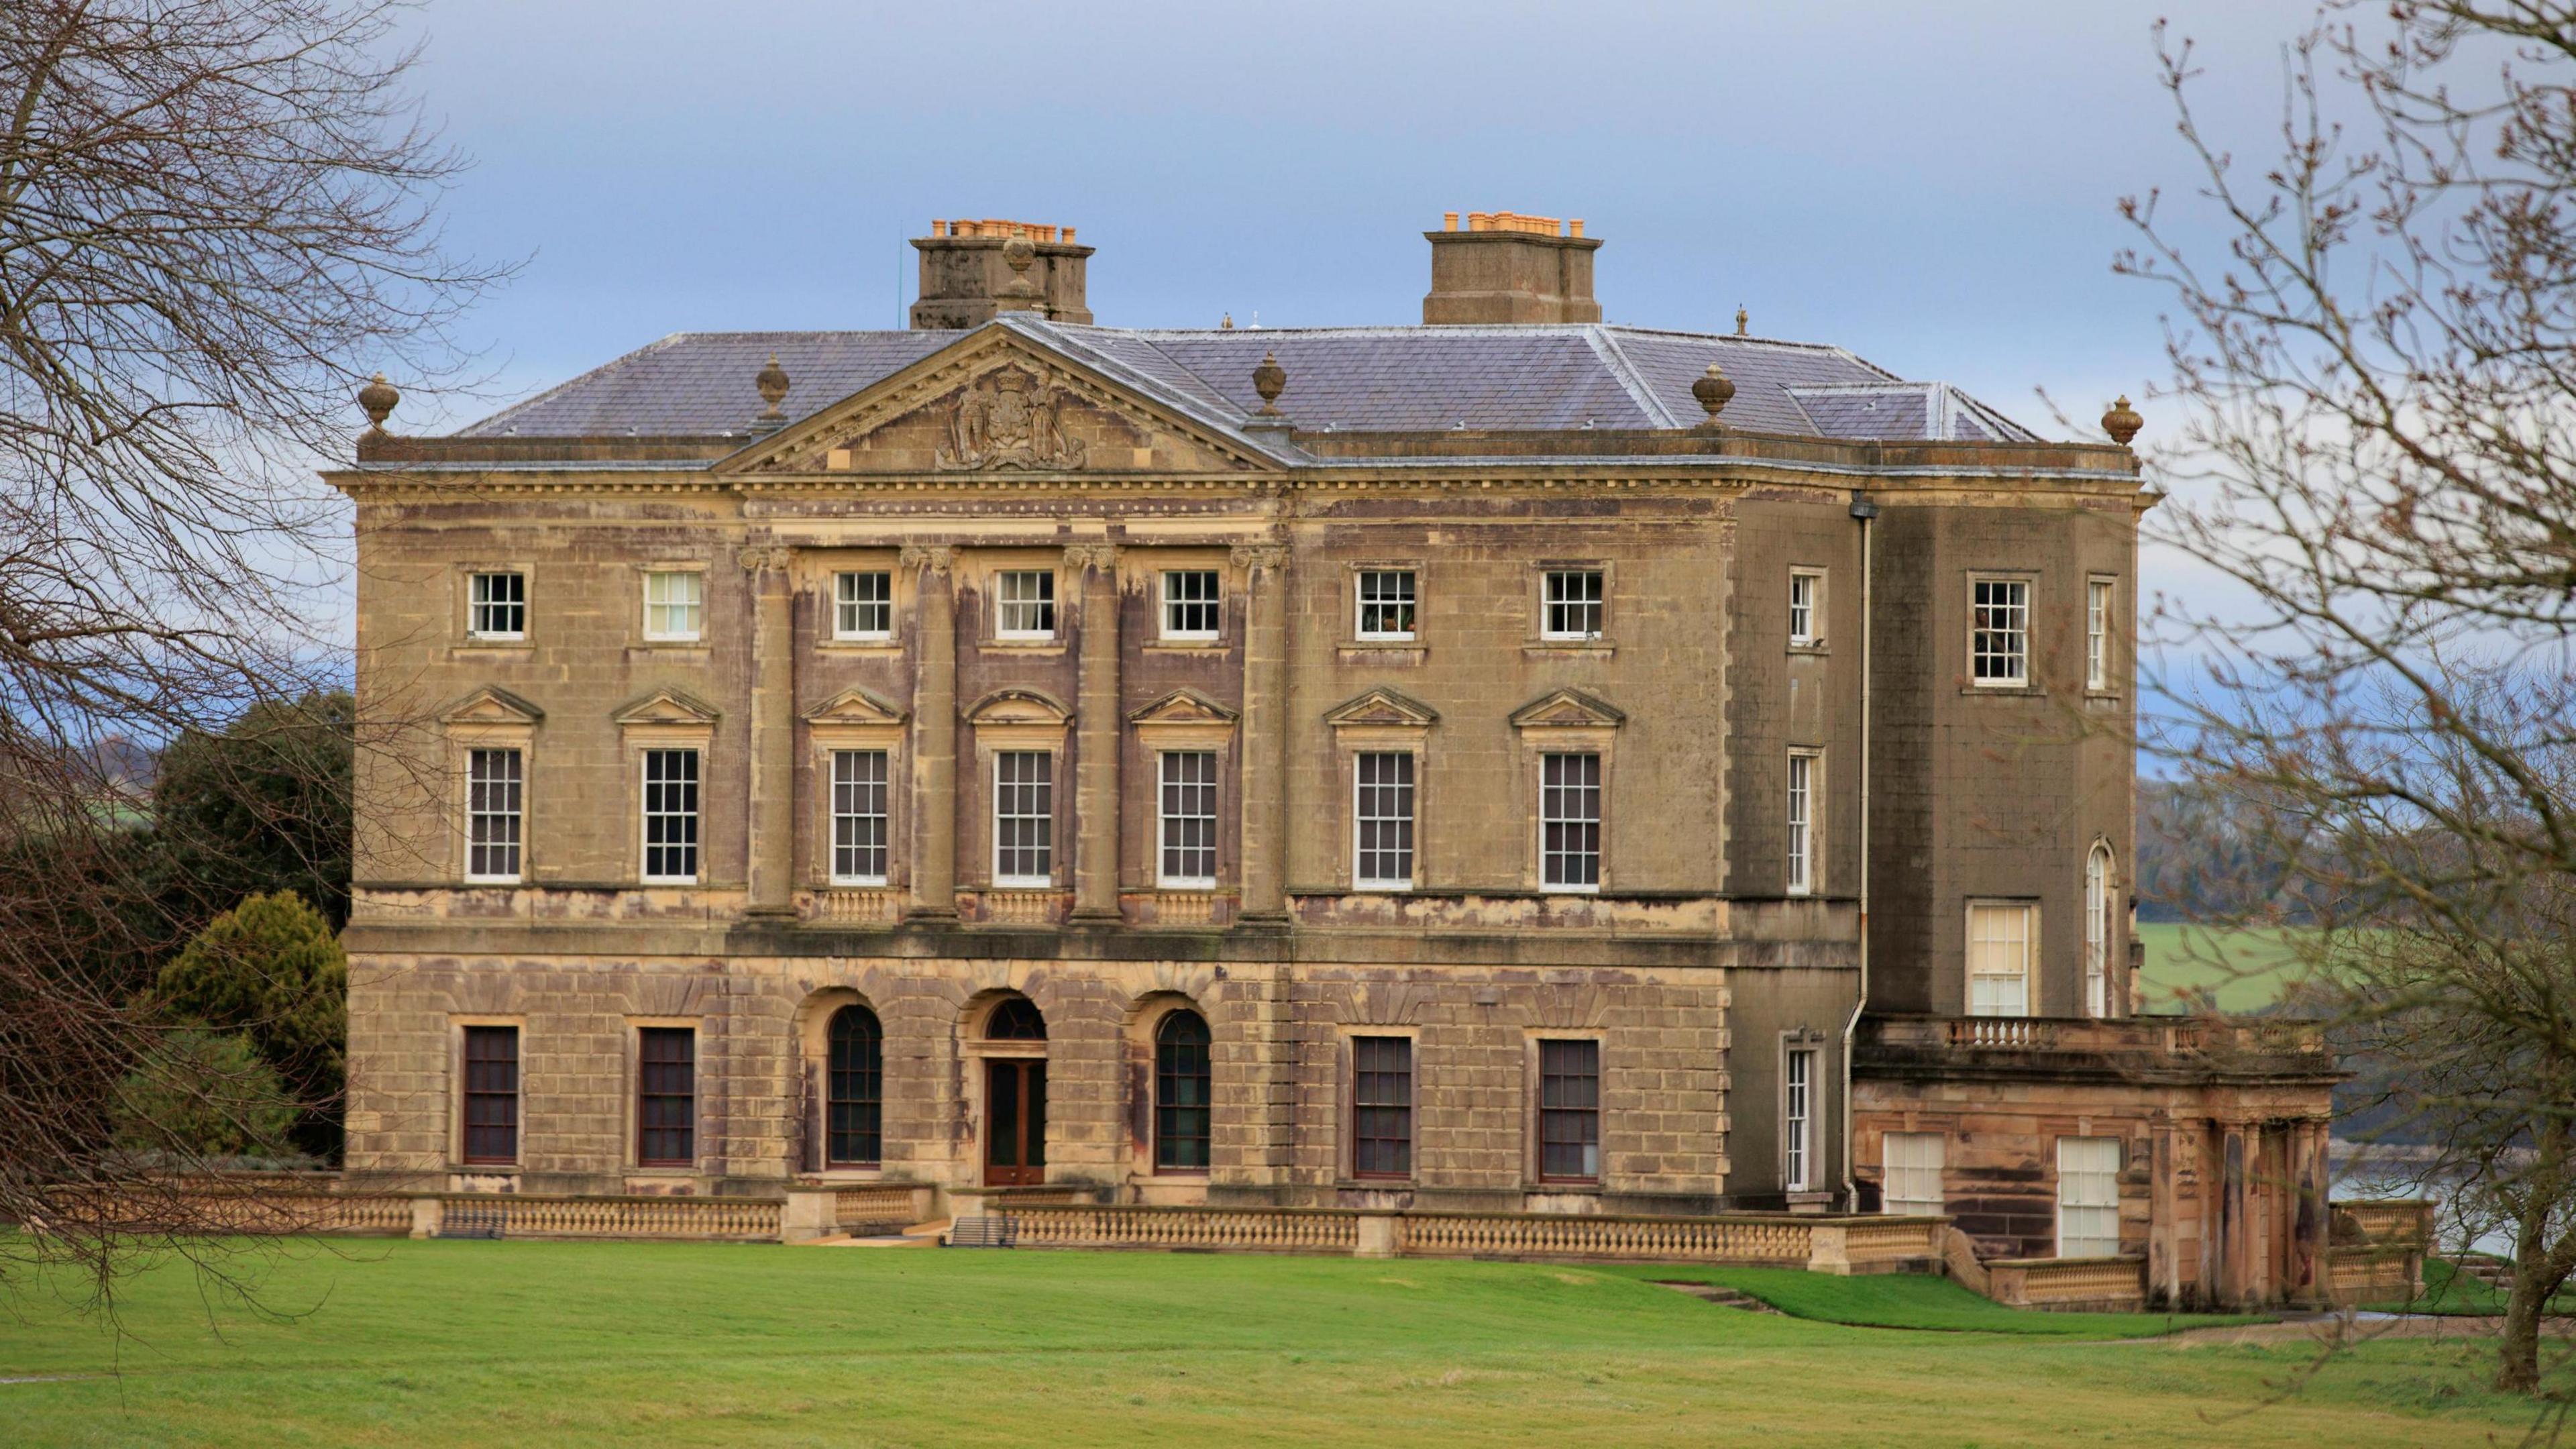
[333, 213, 2339, 1307]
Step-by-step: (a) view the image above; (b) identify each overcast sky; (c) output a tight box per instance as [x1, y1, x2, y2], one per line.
[396, 0, 2331, 441]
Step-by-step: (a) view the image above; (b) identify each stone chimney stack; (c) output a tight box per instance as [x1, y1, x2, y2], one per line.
[1421, 211, 1603, 325]
[910, 219, 1095, 329]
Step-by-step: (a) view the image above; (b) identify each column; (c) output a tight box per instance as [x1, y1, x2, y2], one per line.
[1069, 543, 1122, 922]
[2218, 1120, 2251, 1309]
[903, 545, 957, 919]
[1234, 542, 1290, 922]
[2291, 1117, 2330, 1307]
[743, 545, 796, 919]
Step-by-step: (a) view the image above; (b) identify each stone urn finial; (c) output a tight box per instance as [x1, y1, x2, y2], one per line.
[1252, 350, 1287, 416]
[1692, 362, 1735, 429]
[358, 372, 398, 436]
[1001, 233, 1040, 300]
[756, 354, 792, 419]
[2102, 395, 2143, 446]
[1735, 305, 1749, 337]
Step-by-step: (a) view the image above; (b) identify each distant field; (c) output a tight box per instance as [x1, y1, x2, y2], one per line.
[0, 1239, 2537, 1447]
[2136, 924, 2311, 1013]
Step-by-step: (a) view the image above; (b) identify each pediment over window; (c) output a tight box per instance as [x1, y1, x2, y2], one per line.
[803, 685, 907, 729]
[963, 687, 1073, 729]
[442, 685, 545, 728]
[612, 688, 723, 729]
[1127, 688, 1240, 729]
[1507, 688, 1625, 731]
[1322, 686, 1440, 730]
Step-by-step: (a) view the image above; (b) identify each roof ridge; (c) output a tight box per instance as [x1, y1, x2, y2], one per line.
[1582, 325, 1682, 428]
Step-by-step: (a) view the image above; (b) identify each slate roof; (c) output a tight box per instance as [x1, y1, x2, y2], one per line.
[455, 317, 2040, 445]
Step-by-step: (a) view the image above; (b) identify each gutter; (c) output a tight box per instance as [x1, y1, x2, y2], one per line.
[1841, 490, 1878, 1210]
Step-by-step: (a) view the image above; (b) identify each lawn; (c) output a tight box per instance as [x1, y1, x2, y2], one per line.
[0, 1239, 2554, 1447]
[2137, 923, 2310, 1013]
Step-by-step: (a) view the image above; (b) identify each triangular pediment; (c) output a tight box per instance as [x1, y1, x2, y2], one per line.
[802, 685, 907, 728]
[1322, 686, 1440, 729]
[717, 326, 1282, 479]
[963, 687, 1073, 727]
[1127, 688, 1240, 728]
[442, 685, 545, 727]
[1508, 688, 1625, 730]
[612, 688, 722, 728]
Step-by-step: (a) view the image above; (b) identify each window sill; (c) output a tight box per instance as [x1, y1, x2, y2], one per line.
[1532, 1180, 1602, 1192]
[988, 636, 1061, 649]
[810, 1165, 885, 1179]
[1540, 885, 1603, 896]
[628, 644, 710, 661]
[453, 1162, 521, 1173]
[462, 877, 523, 888]
[1156, 881, 1219, 893]
[1525, 640, 1615, 659]
[820, 637, 900, 651]
[993, 878, 1055, 891]
[456, 639, 533, 653]
[1787, 641, 1827, 656]
[1350, 882, 1414, 894]
[629, 1165, 697, 1175]
[828, 877, 890, 889]
[641, 877, 701, 888]
[1961, 683, 2044, 698]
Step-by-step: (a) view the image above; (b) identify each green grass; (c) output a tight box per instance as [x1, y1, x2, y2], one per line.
[1591, 1263, 2265, 1336]
[2137, 923, 2311, 1013]
[0, 1238, 2555, 1446]
[2363, 1256, 2576, 1318]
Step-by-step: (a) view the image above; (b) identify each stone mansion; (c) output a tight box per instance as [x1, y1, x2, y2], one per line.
[332, 213, 2339, 1308]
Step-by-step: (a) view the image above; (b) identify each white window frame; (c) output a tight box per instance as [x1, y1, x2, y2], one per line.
[2086, 578, 2113, 690]
[835, 571, 893, 641]
[1352, 751, 1417, 892]
[1156, 750, 1219, 889]
[1788, 568, 1822, 647]
[1783, 1046, 1817, 1193]
[1971, 576, 2029, 686]
[643, 570, 704, 643]
[1967, 900, 2035, 1017]
[1159, 569, 1222, 642]
[996, 570, 1056, 641]
[2056, 1136, 2122, 1258]
[1539, 751, 1601, 894]
[639, 748, 701, 884]
[464, 747, 523, 883]
[2084, 844, 2113, 1018]
[1356, 569, 1417, 642]
[1883, 1131, 1945, 1216]
[830, 749, 890, 886]
[1786, 750, 1817, 897]
[1541, 568, 1605, 641]
[468, 572, 527, 641]
[992, 750, 1054, 887]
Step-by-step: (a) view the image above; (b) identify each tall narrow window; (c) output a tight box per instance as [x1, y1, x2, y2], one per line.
[2084, 845, 2114, 1018]
[994, 751, 1053, 886]
[462, 1025, 520, 1165]
[641, 749, 700, 883]
[1788, 570, 1820, 647]
[1352, 1036, 1413, 1178]
[2056, 1137, 2122, 1257]
[1784, 1046, 1818, 1192]
[2086, 578, 2114, 690]
[1785, 751, 1816, 897]
[826, 1006, 882, 1167]
[1967, 901, 2035, 1017]
[1154, 1010, 1212, 1171]
[831, 750, 890, 885]
[1538, 1039, 1601, 1183]
[835, 571, 893, 640]
[637, 1026, 695, 1167]
[1542, 568, 1604, 640]
[1356, 570, 1417, 641]
[1157, 751, 1218, 888]
[1161, 570, 1221, 641]
[466, 747, 523, 883]
[1353, 751, 1416, 890]
[1882, 1131, 1945, 1216]
[470, 572, 526, 640]
[1540, 752, 1601, 891]
[643, 570, 704, 642]
[996, 570, 1055, 639]
[1972, 578, 2028, 685]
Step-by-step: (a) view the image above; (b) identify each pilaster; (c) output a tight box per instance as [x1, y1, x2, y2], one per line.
[1069, 543, 1122, 922]
[904, 545, 958, 918]
[1234, 542, 1290, 921]
[742, 546, 796, 918]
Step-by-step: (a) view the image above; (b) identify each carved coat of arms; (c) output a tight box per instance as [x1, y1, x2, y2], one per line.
[937, 366, 1088, 471]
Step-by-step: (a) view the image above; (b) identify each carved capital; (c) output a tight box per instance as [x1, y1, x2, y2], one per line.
[736, 545, 791, 574]
[898, 543, 955, 575]
[1229, 543, 1289, 572]
[1063, 543, 1121, 574]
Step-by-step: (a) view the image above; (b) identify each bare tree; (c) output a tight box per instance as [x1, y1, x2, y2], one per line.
[0, 0, 504, 1303]
[2125, 2, 2576, 1392]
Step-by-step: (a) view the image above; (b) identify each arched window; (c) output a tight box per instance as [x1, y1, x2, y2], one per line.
[826, 1004, 883, 1166]
[987, 996, 1046, 1040]
[1155, 1010, 1212, 1171]
[2084, 845, 2114, 1018]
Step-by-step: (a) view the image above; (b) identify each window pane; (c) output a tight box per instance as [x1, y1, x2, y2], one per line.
[832, 750, 890, 883]
[1972, 579, 2027, 684]
[1354, 751, 1415, 888]
[1544, 570, 1603, 639]
[470, 572, 526, 637]
[1155, 1010, 1212, 1171]
[1539, 1038, 1601, 1181]
[642, 749, 700, 882]
[826, 1006, 883, 1166]
[1967, 902, 2033, 1017]
[1352, 1036, 1412, 1177]
[1540, 753, 1601, 888]
[998, 570, 1055, 636]
[467, 747, 523, 882]
[645, 571, 703, 639]
[1159, 751, 1218, 885]
[1788, 572, 1815, 643]
[463, 1025, 519, 1163]
[637, 1027, 694, 1166]
[837, 571, 892, 637]
[2057, 1137, 2121, 1257]
[1785, 753, 1812, 896]
[995, 751, 1053, 883]
[1883, 1131, 1945, 1216]
[2086, 580, 2112, 689]
[1357, 570, 1417, 638]
[1784, 1047, 1815, 1191]
[1161, 570, 1221, 639]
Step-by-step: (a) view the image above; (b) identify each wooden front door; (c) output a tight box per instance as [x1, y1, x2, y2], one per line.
[984, 1058, 1047, 1186]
